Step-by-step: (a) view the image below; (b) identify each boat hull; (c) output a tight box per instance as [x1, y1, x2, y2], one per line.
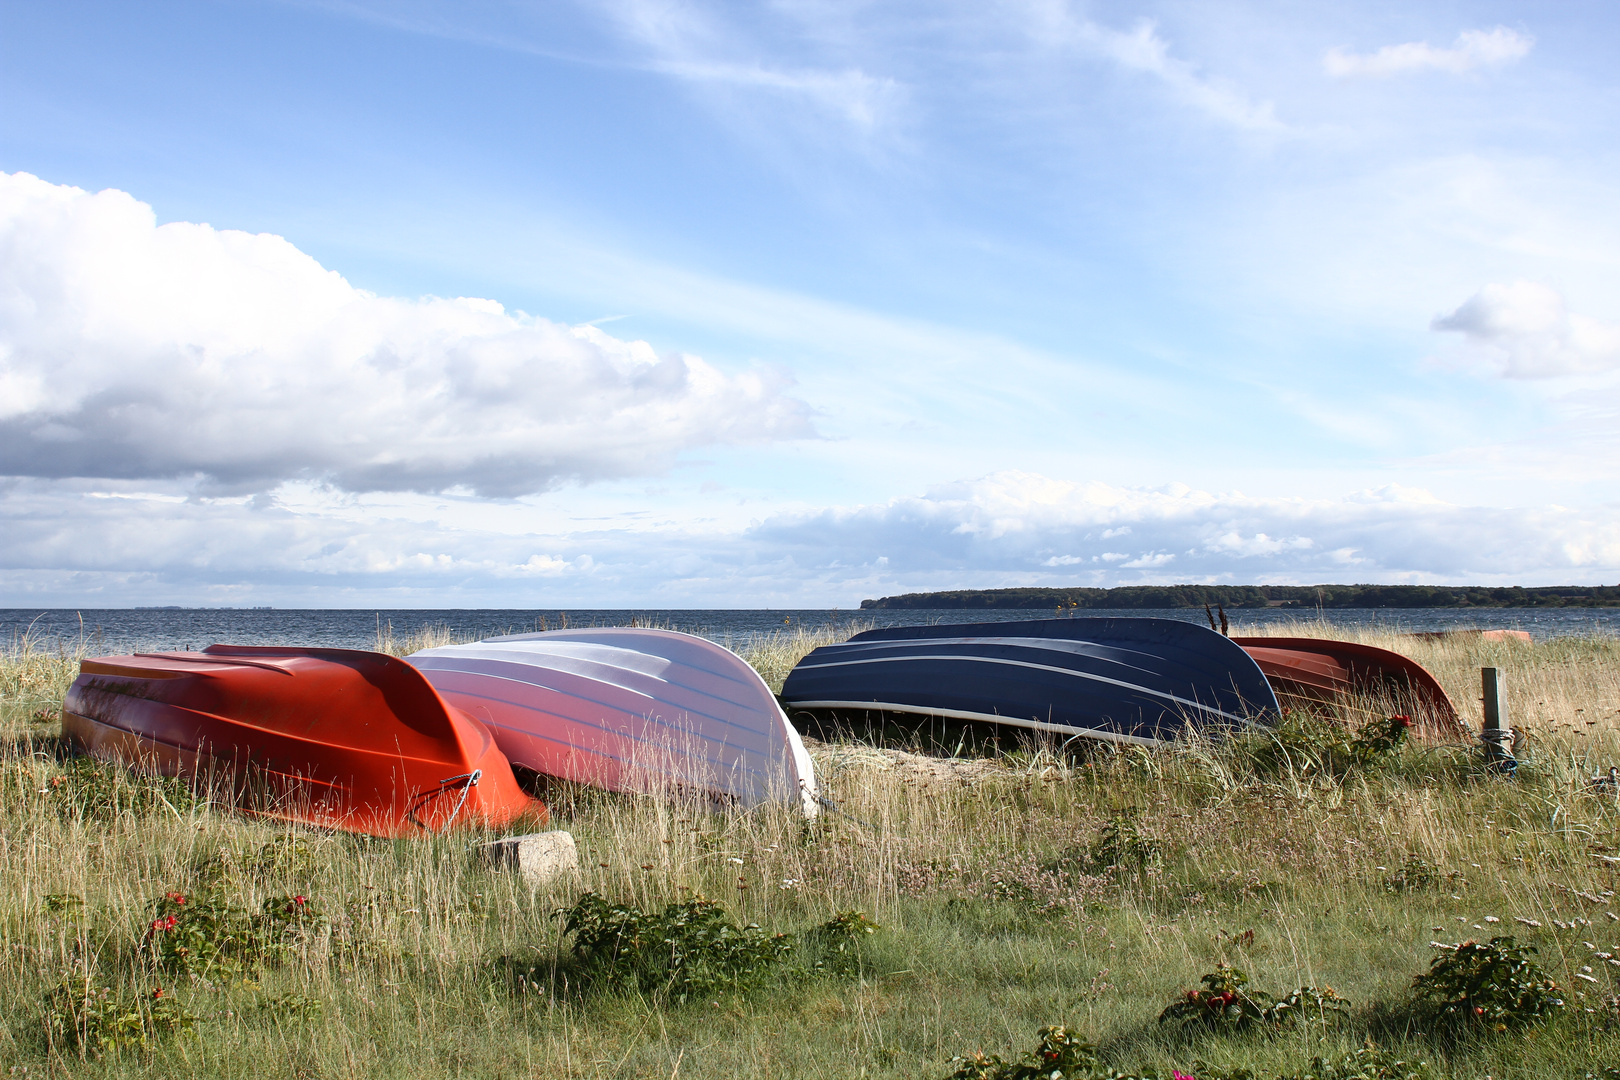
[407, 629, 817, 815]
[781, 618, 1279, 745]
[1231, 636, 1464, 736]
[62, 645, 542, 836]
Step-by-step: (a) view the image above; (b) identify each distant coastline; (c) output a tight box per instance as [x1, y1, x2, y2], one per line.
[860, 584, 1620, 610]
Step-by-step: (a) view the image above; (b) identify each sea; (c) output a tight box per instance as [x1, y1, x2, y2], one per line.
[3, 605, 1618, 655]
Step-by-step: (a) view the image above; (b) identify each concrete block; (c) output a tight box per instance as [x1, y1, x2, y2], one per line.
[480, 830, 579, 886]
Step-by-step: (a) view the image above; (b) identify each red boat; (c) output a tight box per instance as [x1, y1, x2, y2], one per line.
[1230, 636, 1465, 737]
[62, 645, 544, 837]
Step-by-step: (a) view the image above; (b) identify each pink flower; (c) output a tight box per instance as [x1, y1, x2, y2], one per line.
[1174, 1072, 1196, 1080]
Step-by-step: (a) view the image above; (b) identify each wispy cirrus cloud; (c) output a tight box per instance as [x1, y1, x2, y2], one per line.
[591, 0, 901, 130]
[1022, 4, 1282, 131]
[1324, 27, 1533, 78]
[1076, 18, 1282, 131]
[296, 0, 901, 131]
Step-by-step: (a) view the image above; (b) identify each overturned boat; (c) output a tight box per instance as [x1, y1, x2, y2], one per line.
[780, 618, 1279, 745]
[1231, 636, 1464, 736]
[407, 629, 817, 815]
[62, 645, 542, 836]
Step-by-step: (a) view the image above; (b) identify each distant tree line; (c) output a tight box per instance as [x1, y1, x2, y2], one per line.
[859, 584, 1620, 610]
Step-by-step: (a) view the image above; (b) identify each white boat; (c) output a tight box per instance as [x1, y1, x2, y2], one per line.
[406, 629, 817, 816]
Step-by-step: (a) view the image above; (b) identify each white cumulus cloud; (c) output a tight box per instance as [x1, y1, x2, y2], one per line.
[1324, 27, 1532, 78]
[1431, 281, 1620, 378]
[0, 172, 811, 495]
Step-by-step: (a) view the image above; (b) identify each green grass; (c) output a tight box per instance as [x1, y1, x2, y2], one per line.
[2, 625, 1619, 1077]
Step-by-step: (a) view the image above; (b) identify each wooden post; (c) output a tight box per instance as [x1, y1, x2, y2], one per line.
[1481, 667, 1502, 732]
[1481, 667, 1514, 771]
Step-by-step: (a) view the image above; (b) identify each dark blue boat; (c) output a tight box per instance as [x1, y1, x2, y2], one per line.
[781, 618, 1279, 745]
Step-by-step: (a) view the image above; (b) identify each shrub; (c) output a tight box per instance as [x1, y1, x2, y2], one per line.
[1159, 966, 1348, 1033]
[1408, 937, 1564, 1032]
[558, 892, 794, 1002]
[1088, 816, 1160, 872]
[1243, 712, 1413, 779]
[1382, 856, 1439, 894]
[145, 890, 255, 974]
[803, 910, 880, 976]
[947, 1025, 1098, 1080]
[44, 892, 86, 915]
[144, 889, 323, 974]
[944, 1031, 1429, 1080]
[1268, 1048, 1431, 1080]
[258, 993, 324, 1021]
[43, 976, 195, 1056]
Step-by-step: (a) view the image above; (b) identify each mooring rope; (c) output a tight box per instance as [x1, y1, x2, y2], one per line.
[439, 769, 482, 830]
[407, 768, 483, 831]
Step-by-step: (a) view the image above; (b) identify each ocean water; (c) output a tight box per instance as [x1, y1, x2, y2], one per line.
[3, 605, 1617, 655]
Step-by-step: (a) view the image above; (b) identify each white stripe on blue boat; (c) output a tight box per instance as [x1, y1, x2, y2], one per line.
[791, 652, 1250, 724]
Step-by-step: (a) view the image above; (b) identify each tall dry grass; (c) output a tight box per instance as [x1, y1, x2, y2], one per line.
[1, 624, 91, 707]
[733, 622, 871, 693]
[3, 622, 1620, 1076]
[373, 619, 480, 657]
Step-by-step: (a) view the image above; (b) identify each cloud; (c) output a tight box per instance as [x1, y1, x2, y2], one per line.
[1324, 27, 1532, 78]
[0, 172, 811, 495]
[4, 470, 1620, 607]
[749, 471, 1620, 588]
[1076, 19, 1281, 131]
[597, 0, 900, 130]
[1431, 281, 1620, 378]
[1021, 7, 1280, 131]
[651, 59, 898, 129]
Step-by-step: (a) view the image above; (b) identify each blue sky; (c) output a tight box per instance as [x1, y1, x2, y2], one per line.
[2, 0, 1618, 607]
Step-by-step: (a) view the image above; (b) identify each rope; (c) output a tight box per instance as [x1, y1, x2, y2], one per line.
[407, 769, 482, 832]
[440, 769, 482, 831]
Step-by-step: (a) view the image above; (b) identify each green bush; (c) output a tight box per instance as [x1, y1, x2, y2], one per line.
[43, 976, 195, 1056]
[553, 894, 882, 1002]
[1408, 937, 1564, 1032]
[1382, 855, 1440, 894]
[257, 992, 324, 1021]
[145, 888, 323, 974]
[558, 892, 794, 1002]
[947, 1025, 1099, 1080]
[945, 1031, 1429, 1080]
[1088, 816, 1160, 872]
[1158, 966, 1348, 1033]
[802, 909, 880, 976]
[1276, 1048, 1431, 1080]
[1241, 712, 1413, 780]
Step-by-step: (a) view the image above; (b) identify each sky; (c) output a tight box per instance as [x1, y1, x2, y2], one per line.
[2, 0, 1618, 608]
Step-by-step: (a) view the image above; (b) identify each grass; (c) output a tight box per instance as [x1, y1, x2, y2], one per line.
[2, 620, 1619, 1076]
